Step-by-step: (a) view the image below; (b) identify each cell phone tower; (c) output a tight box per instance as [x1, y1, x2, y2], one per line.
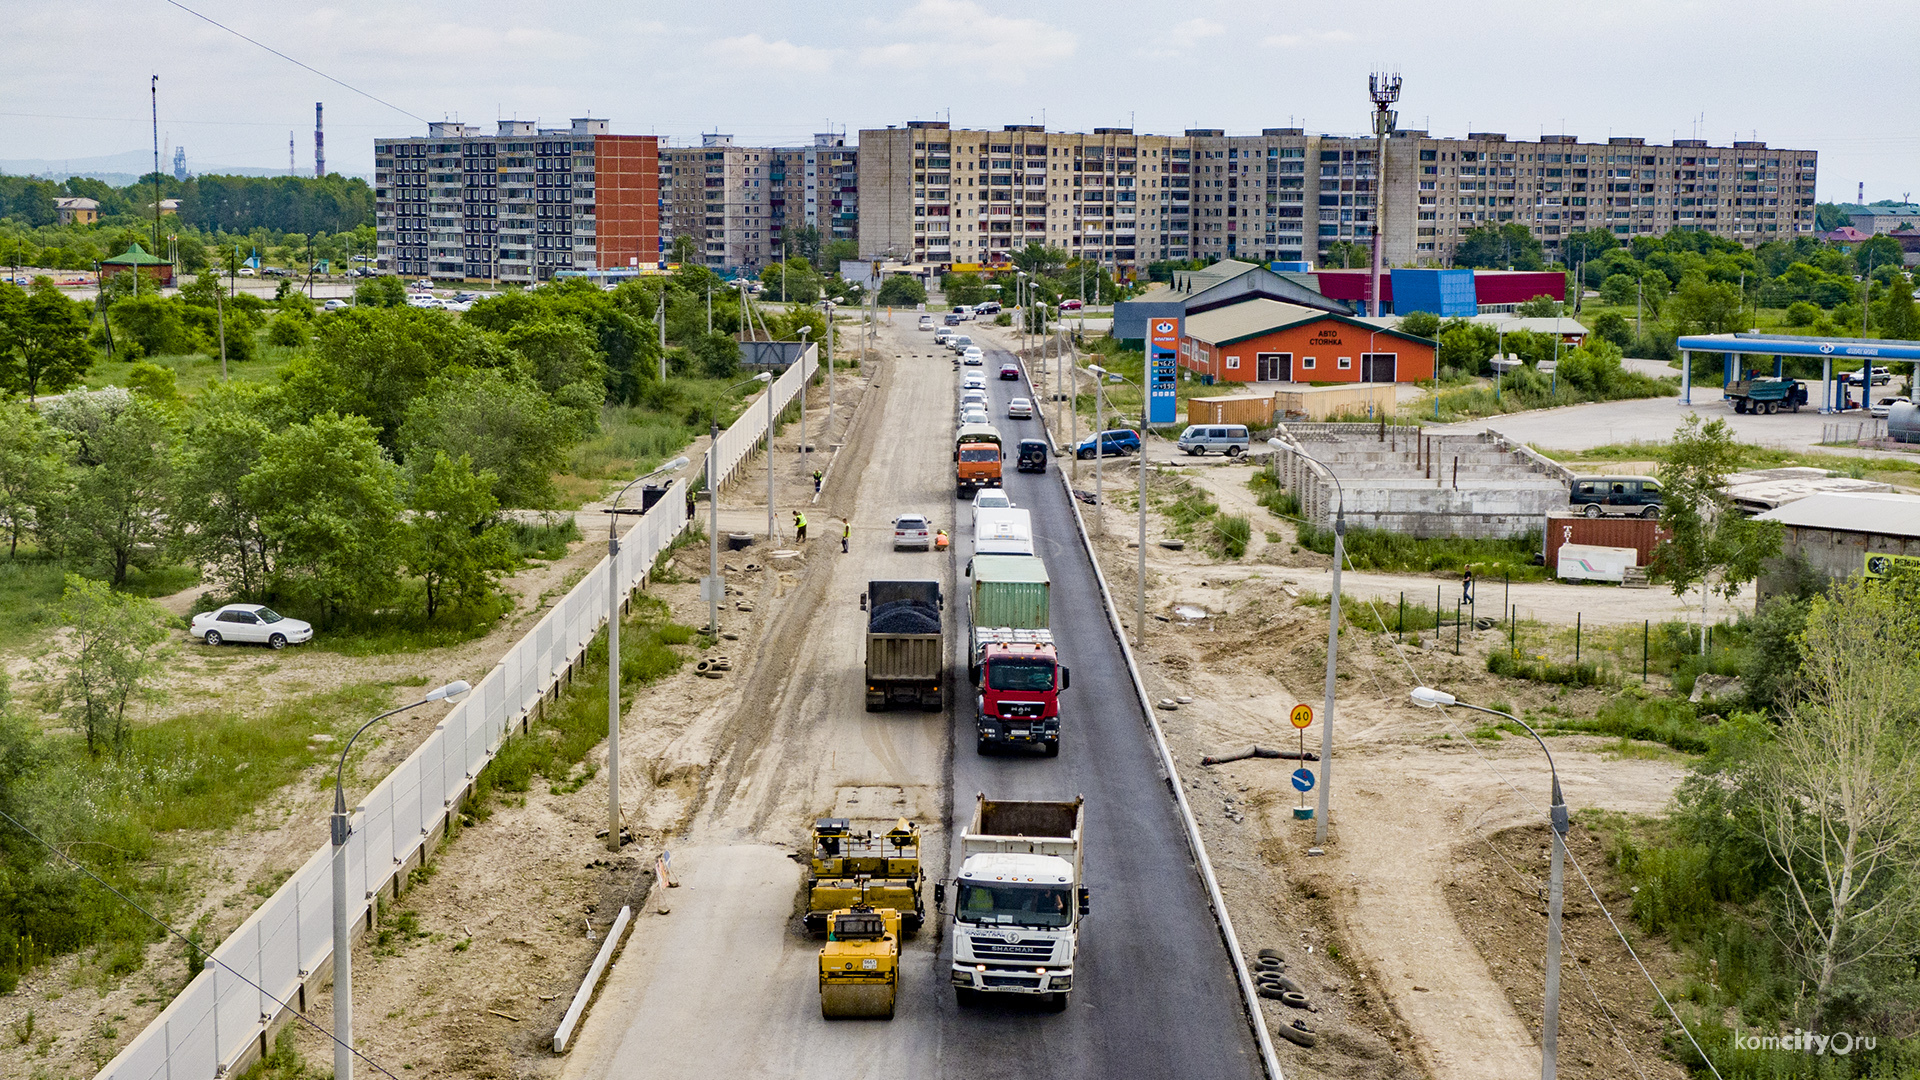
[1368, 71, 1401, 318]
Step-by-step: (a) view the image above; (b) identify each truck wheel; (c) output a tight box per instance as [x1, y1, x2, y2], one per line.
[1043, 741, 1059, 757]
[1764, 402, 1777, 415]
[1734, 399, 1747, 414]
[976, 737, 992, 755]
[955, 987, 979, 1008]
[866, 701, 883, 712]
[1045, 992, 1069, 1012]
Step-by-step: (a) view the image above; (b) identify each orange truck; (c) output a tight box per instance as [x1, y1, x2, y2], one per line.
[954, 423, 1004, 497]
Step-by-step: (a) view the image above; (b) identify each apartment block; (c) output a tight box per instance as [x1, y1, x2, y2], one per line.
[374, 118, 659, 284]
[857, 121, 1816, 274]
[658, 133, 858, 272]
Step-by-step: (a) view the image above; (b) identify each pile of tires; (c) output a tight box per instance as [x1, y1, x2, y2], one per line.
[1252, 947, 1317, 1048]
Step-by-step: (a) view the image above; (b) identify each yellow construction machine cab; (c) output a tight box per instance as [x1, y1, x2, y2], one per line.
[818, 901, 900, 1020]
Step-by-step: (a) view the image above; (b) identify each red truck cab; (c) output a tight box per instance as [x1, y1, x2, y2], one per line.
[971, 629, 1069, 756]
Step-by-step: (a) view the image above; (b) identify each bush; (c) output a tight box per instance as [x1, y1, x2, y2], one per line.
[1211, 514, 1249, 558]
[265, 312, 310, 347]
[875, 275, 926, 307]
[1486, 650, 1604, 686]
[1783, 300, 1819, 327]
[1592, 310, 1632, 348]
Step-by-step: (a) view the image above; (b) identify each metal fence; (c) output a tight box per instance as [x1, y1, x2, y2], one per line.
[96, 346, 819, 1080]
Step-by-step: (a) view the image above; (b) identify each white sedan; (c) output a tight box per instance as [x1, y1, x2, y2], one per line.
[893, 514, 933, 549]
[1007, 397, 1033, 420]
[963, 373, 987, 390]
[190, 604, 315, 649]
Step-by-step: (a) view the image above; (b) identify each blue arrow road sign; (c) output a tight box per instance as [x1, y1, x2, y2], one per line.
[1291, 768, 1315, 792]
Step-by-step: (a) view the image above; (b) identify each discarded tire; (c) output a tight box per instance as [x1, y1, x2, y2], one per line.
[1274, 1019, 1318, 1048]
[1257, 947, 1286, 962]
[1280, 990, 1311, 1010]
[1254, 956, 1285, 973]
[1256, 973, 1303, 996]
[727, 532, 754, 550]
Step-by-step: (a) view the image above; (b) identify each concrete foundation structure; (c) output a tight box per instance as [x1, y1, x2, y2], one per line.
[1269, 423, 1571, 538]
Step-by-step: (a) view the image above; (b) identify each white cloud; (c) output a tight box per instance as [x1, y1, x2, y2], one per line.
[704, 33, 836, 76]
[1262, 29, 1358, 48]
[857, 0, 1074, 80]
[1170, 18, 1225, 47]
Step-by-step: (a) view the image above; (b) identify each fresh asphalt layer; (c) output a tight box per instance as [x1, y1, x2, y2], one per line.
[940, 338, 1262, 1078]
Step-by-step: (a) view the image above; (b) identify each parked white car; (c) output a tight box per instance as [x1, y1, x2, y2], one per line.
[322, 298, 349, 312]
[190, 604, 314, 649]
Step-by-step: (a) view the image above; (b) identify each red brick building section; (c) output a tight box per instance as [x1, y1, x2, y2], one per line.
[594, 135, 659, 270]
[1180, 299, 1436, 384]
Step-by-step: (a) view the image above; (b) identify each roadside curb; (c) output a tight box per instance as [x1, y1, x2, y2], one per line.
[1019, 352, 1286, 1080]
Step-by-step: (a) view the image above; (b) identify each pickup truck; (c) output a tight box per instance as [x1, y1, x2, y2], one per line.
[941, 795, 1088, 1009]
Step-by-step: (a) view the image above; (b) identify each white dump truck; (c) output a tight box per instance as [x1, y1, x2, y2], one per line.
[939, 794, 1088, 1010]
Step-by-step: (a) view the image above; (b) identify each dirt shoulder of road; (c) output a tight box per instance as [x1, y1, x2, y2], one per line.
[1059, 429, 1698, 1080]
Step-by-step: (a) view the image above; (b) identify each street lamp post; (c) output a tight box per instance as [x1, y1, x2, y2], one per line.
[766, 364, 778, 542]
[607, 456, 687, 852]
[796, 326, 812, 485]
[1410, 687, 1567, 1080]
[1090, 365, 1149, 642]
[706, 373, 772, 636]
[332, 680, 472, 1080]
[1269, 437, 1342, 846]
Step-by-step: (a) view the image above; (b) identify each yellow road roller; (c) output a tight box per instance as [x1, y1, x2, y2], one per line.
[818, 904, 900, 1019]
[806, 818, 923, 934]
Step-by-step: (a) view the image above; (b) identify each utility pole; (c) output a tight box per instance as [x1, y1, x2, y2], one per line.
[151, 76, 163, 280]
[1367, 72, 1401, 318]
[657, 289, 667, 380]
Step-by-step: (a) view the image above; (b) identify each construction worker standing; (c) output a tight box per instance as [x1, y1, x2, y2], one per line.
[841, 518, 851, 553]
[794, 510, 807, 543]
[813, 468, 824, 494]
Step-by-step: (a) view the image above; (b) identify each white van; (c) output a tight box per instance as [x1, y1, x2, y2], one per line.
[1177, 424, 1251, 456]
[973, 506, 1034, 557]
[934, 325, 955, 345]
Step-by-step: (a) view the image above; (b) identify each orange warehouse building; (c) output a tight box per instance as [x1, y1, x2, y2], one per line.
[1179, 299, 1435, 385]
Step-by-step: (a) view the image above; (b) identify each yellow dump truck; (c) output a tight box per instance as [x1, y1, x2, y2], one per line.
[806, 818, 924, 934]
[817, 904, 900, 1019]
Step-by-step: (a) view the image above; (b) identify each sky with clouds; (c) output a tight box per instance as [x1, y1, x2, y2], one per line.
[2, 0, 1912, 202]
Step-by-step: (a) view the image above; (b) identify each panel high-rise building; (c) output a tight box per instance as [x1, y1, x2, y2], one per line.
[658, 133, 858, 272]
[374, 118, 659, 284]
[857, 121, 1815, 273]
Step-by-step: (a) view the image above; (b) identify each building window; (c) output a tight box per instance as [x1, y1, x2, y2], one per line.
[1301, 356, 1316, 370]
[1337, 356, 1352, 370]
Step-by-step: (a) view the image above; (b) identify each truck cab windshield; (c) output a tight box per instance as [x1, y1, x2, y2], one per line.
[987, 660, 1056, 691]
[959, 447, 1000, 462]
[957, 882, 1072, 927]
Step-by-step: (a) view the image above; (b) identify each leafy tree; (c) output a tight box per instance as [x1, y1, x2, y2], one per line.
[244, 412, 405, 623]
[1784, 301, 1819, 327]
[1436, 318, 1497, 372]
[398, 370, 570, 509]
[175, 173, 374, 235]
[1650, 416, 1782, 630]
[670, 234, 699, 266]
[124, 361, 182, 408]
[1452, 223, 1544, 271]
[1854, 234, 1904, 276]
[1873, 271, 1916, 339]
[353, 275, 406, 307]
[43, 390, 174, 585]
[1319, 240, 1368, 269]
[1592, 310, 1632, 348]
[1560, 227, 1618, 264]
[942, 272, 990, 308]
[1396, 311, 1440, 339]
[109, 295, 199, 358]
[692, 330, 741, 379]
[1750, 576, 1920, 1027]
[1514, 295, 1560, 318]
[876, 275, 926, 307]
[1814, 203, 1850, 232]
[1640, 269, 1671, 318]
[0, 280, 94, 400]
[1742, 595, 1809, 716]
[1668, 276, 1745, 334]
[283, 307, 489, 446]
[407, 452, 514, 619]
[0, 401, 66, 557]
[171, 385, 276, 598]
[759, 257, 821, 304]
[820, 239, 858, 271]
[58, 575, 171, 756]
[266, 312, 310, 347]
[1011, 243, 1069, 276]
[782, 223, 822, 268]
[1599, 273, 1637, 307]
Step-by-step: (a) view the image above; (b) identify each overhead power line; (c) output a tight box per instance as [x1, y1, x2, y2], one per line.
[159, 0, 425, 123]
